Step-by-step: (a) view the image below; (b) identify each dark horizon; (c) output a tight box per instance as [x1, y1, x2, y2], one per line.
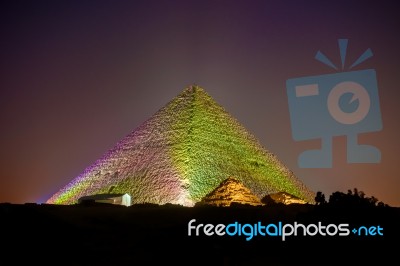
[1, 201, 399, 265]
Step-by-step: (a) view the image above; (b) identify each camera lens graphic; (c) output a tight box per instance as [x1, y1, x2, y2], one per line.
[327, 81, 370, 125]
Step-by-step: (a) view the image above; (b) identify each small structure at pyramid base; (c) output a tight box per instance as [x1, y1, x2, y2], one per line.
[78, 193, 131, 207]
[261, 192, 307, 205]
[197, 178, 264, 207]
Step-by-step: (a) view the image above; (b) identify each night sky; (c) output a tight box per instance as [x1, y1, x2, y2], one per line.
[1, 0, 399, 206]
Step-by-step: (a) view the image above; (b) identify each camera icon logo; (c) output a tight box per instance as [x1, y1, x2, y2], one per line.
[286, 39, 382, 168]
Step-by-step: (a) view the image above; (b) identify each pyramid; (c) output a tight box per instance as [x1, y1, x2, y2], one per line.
[262, 192, 308, 205]
[47, 85, 315, 206]
[198, 177, 263, 207]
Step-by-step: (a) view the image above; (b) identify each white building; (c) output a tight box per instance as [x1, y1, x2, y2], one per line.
[78, 193, 131, 207]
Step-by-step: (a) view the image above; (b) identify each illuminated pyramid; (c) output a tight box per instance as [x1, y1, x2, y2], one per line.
[47, 85, 314, 206]
[262, 192, 307, 205]
[198, 177, 263, 207]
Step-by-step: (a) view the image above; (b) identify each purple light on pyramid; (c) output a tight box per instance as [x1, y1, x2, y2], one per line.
[47, 86, 315, 206]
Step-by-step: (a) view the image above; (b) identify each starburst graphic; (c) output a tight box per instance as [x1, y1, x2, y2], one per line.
[315, 39, 374, 71]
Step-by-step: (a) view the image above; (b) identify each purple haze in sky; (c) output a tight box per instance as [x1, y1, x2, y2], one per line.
[0, 0, 399, 206]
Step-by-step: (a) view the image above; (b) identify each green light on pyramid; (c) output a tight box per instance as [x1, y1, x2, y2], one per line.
[47, 85, 315, 206]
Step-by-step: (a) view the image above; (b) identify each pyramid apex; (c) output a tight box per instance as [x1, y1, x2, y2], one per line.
[183, 84, 205, 93]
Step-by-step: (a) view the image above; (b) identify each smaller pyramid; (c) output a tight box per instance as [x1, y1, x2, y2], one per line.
[261, 192, 307, 205]
[198, 178, 263, 207]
